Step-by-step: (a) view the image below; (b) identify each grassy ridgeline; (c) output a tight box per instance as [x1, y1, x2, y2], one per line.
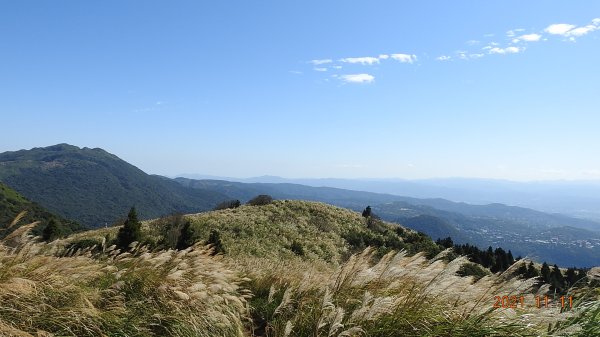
[1, 200, 598, 336]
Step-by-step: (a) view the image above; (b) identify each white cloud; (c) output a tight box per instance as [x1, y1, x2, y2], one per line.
[340, 73, 375, 84]
[436, 55, 451, 61]
[466, 39, 480, 45]
[489, 46, 521, 54]
[378, 54, 389, 60]
[545, 23, 576, 35]
[520, 33, 542, 42]
[567, 25, 597, 37]
[310, 59, 332, 65]
[314, 67, 327, 72]
[390, 53, 417, 63]
[506, 28, 525, 37]
[340, 56, 380, 65]
[332, 65, 342, 69]
[545, 21, 599, 39]
[455, 51, 484, 60]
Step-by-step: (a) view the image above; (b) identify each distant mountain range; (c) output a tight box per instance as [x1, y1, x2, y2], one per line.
[1, 144, 599, 267]
[178, 174, 600, 223]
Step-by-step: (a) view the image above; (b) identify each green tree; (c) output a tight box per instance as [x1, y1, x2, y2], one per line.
[116, 207, 142, 250]
[526, 262, 539, 278]
[42, 218, 61, 242]
[362, 206, 372, 218]
[540, 262, 551, 283]
[565, 267, 577, 286]
[206, 229, 226, 255]
[176, 221, 196, 250]
[550, 264, 565, 291]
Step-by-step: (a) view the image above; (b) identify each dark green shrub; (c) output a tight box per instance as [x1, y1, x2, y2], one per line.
[247, 195, 273, 206]
[214, 200, 241, 210]
[290, 240, 305, 256]
[65, 238, 102, 253]
[42, 218, 62, 242]
[458, 263, 490, 281]
[206, 229, 226, 255]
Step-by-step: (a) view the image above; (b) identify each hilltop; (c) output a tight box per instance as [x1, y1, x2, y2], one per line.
[69, 200, 439, 265]
[0, 144, 227, 226]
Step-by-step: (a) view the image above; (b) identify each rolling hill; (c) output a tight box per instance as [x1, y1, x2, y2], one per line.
[175, 179, 600, 267]
[17, 200, 596, 337]
[0, 144, 228, 227]
[2, 144, 599, 267]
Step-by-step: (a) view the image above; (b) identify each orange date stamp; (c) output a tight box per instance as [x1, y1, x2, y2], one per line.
[493, 295, 573, 309]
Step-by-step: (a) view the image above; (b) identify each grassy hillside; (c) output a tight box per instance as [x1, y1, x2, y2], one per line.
[1, 144, 599, 267]
[0, 144, 228, 227]
[2, 200, 598, 336]
[178, 178, 600, 267]
[0, 181, 82, 239]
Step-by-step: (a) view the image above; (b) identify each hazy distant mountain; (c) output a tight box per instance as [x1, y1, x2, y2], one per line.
[371, 201, 600, 267]
[0, 144, 228, 227]
[176, 178, 600, 267]
[178, 175, 600, 222]
[2, 145, 599, 266]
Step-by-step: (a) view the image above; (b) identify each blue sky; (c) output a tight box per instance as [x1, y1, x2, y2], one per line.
[1, 1, 599, 180]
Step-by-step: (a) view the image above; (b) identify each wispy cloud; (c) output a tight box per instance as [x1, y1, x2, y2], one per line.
[567, 25, 598, 37]
[488, 46, 522, 54]
[340, 56, 380, 65]
[339, 73, 375, 84]
[544, 19, 600, 40]
[310, 59, 332, 65]
[517, 33, 542, 42]
[390, 53, 417, 63]
[506, 28, 525, 37]
[302, 17, 600, 83]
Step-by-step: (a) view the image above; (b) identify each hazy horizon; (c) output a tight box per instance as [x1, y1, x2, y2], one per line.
[2, 1, 599, 181]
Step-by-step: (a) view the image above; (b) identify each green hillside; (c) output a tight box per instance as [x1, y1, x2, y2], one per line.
[0, 181, 82, 239]
[2, 145, 599, 267]
[0, 144, 228, 227]
[3, 200, 597, 337]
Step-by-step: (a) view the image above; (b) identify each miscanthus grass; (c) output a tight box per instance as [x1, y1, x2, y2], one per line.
[253, 248, 598, 337]
[0, 215, 249, 337]
[2, 205, 598, 336]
